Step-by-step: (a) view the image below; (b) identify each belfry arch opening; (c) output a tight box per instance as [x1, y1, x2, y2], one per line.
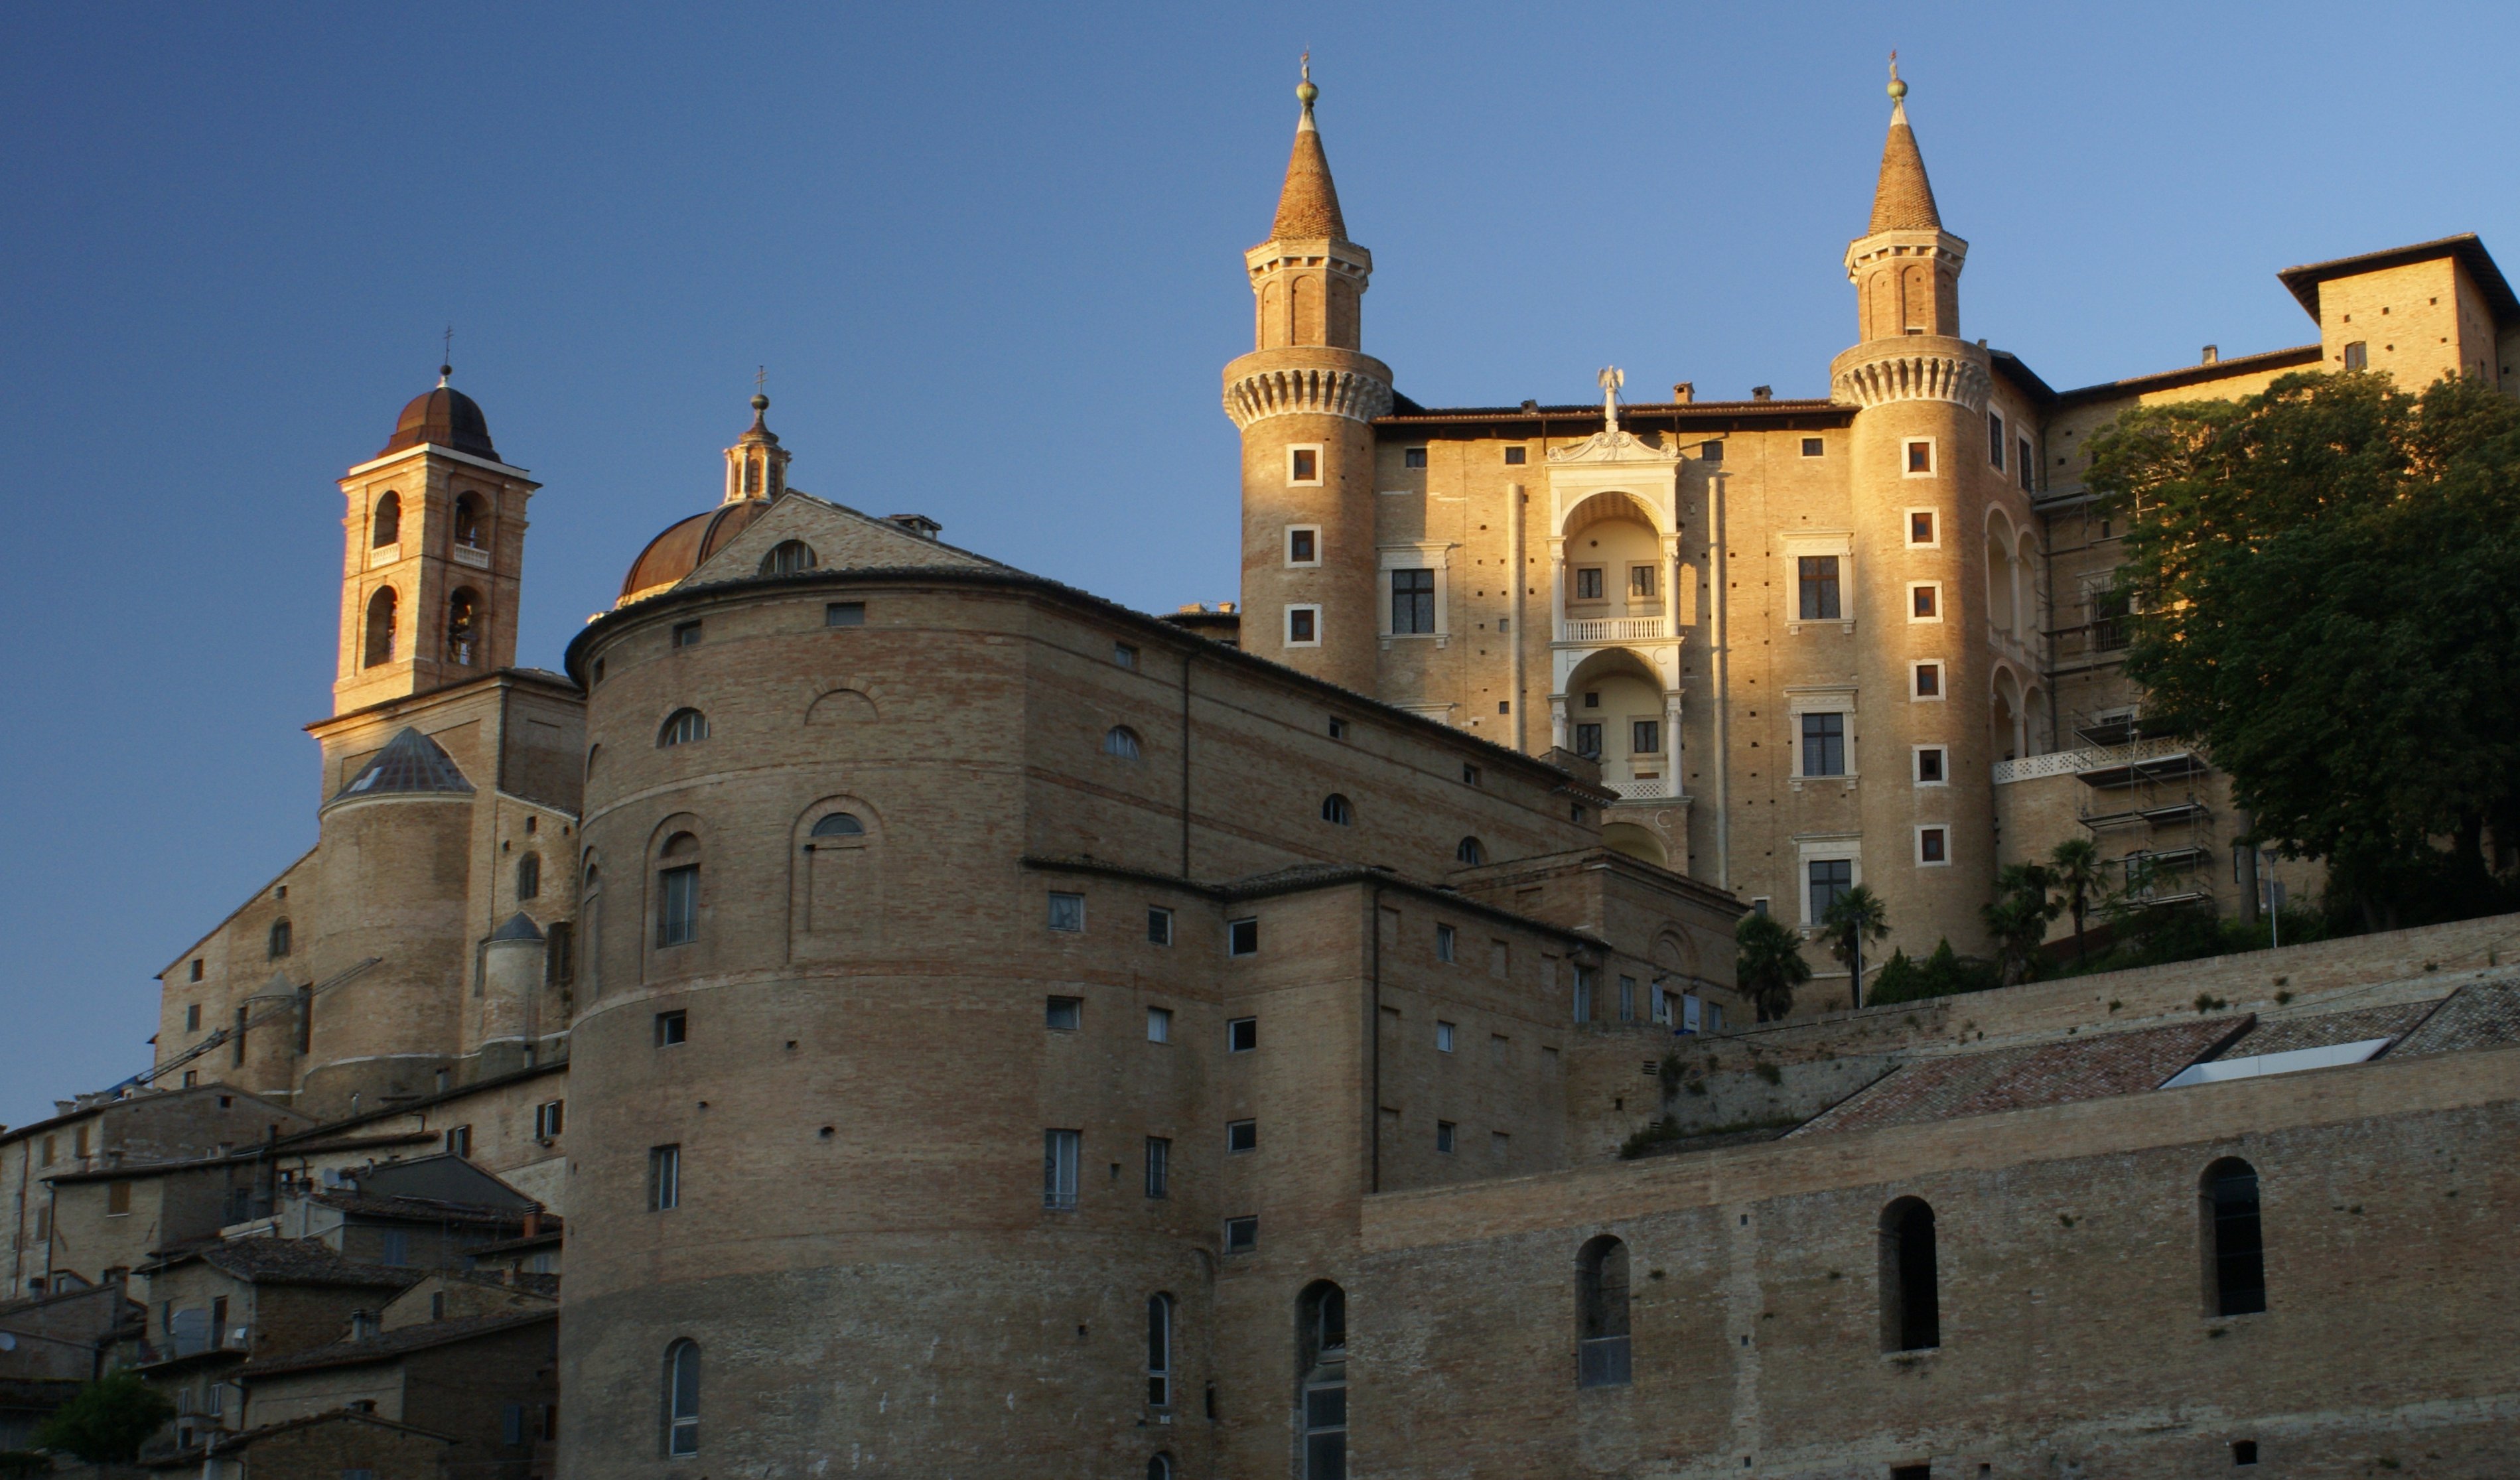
[362, 586, 397, 668]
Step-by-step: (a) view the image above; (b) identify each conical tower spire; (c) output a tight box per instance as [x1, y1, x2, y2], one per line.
[1867, 54, 1941, 234]
[1269, 54, 1348, 241]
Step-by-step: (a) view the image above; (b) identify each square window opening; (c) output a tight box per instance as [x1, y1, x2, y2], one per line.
[1801, 437, 1825, 458]
[1048, 892, 1085, 933]
[1226, 1119, 1257, 1154]
[654, 1010, 687, 1047]
[1046, 996, 1083, 1031]
[1146, 907, 1174, 946]
[1403, 446, 1428, 470]
[825, 602, 865, 628]
[1503, 445, 1527, 464]
[1227, 1017, 1258, 1053]
[1224, 1216, 1258, 1252]
[1146, 1006, 1172, 1043]
[1227, 918, 1259, 957]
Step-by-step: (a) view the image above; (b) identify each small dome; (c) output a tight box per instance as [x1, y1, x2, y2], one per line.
[619, 499, 775, 605]
[380, 378, 499, 461]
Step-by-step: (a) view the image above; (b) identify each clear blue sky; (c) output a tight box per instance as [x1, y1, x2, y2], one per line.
[3, 1, 2513, 1128]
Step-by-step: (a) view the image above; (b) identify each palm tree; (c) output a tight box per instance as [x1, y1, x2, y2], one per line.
[1734, 911, 1812, 1024]
[1983, 863, 2062, 986]
[1820, 884, 1891, 1009]
[2048, 838, 2109, 965]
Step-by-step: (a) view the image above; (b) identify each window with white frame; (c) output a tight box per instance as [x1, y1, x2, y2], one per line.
[1916, 825, 1951, 866]
[1797, 841, 1862, 925]
[1627, 564, 1657, 599]
[1911, 660, 1945, 700]
[1048, 893, 1085, 933]
[1391, 569, 1436, 633]
[1914, 746, 1948, 785]
[1574, 566, 1606, 601]
[1288, 446, 1322, 484]
[1904, 438, 1935, 476]
[1782, 533, 1852, 626]
[1287, 527, 1320, 567]
[1146, 907, 1174, 945]
[1799, 712, 1847, 777]
[1285, 606, 1320, 647]
[1906, 509, 1939, 547]
[1908, 582, 1943, 624]
[1043, 1129, 1080, 1209]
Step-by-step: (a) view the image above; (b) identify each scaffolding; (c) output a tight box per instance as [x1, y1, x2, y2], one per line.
[2075, 734, 2215, 909]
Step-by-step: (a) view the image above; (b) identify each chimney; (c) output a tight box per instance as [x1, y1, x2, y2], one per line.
[1750, 385, 1773, 402]
[1671, 382, 1695, 404]
[886, 513, 942, 540]
[2202, 344, 2219, 364]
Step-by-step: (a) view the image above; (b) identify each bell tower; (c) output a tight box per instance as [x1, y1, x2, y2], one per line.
[332, 365, 541, 715]
[1224, 60, 1391, 693]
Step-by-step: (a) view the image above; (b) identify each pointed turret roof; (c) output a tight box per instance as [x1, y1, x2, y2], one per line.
[1866, 64, 1942, 235]
[1268, 63, 1348, 242]
[331, 728, 474, 802]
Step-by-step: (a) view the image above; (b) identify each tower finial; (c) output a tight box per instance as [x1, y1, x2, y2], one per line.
[1597, 366, 1624, 433]
[1888, 50, 1905, 101]
[752, 365, 768, 415]
[1296, 51, 1318, 120]
[439, 325, 453, 387]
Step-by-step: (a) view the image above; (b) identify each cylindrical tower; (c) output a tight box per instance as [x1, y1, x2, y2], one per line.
[1224, 64, 1389, 693]
[474, 911, 547, 1080]
[1831, 66, 2002, 961]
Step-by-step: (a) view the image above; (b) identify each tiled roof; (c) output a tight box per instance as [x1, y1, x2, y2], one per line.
[141, 1409, 456, 1468]
[1866, 101, 1941, 235]
[2217, 1002, 2433, 1059]
[236, 1310, 553, 1377]
[309, 1190, 539, 1229]
[144, 1236, 421, 1290]
[2276, 234, 2519, 326]
[1793, 1018, 2247, 1137]
[330, 728, 472, 802]
[1269, 103, 1347, 241]
[2391, 978, 2520, 1057]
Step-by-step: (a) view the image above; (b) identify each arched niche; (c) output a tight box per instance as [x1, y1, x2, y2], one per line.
[790, 797, 883, 959]
[807, 688, 879, 725]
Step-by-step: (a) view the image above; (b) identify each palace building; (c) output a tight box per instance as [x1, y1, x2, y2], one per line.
[4, 62, 2517, 1480]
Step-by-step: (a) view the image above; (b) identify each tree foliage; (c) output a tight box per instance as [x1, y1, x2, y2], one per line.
[1819, 884, 1890, 1006]
[1982, 863, 2063, 986]
[2087, 371, 2520, 927]
[1869, 939, 2000, 1004]
[1734, 911, 1811, 1023]
[33, 1369, 173, 1463]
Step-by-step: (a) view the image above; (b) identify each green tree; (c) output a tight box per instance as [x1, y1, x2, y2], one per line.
[1869, 939, 2000, 1004]
[1733, 911, 1811, 1024]
[2086, 370, 2520, 928]
[1819, 884, 1890, 1009]
[1982, 862, 2062, 986]
[2046, 837, 2109, 966]
[33, 1369, 173, 1463]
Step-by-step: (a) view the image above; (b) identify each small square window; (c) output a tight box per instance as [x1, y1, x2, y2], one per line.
[1290, 447, 1322, 483]
[825, 602, 865, 627]
[1113, 642, 1139, 669]
[1916, 746, 1947, 785]
[1461, 764, 1482, 787]
[1701, 440, 1724, 462]
[1435, 1120, 1456, 1154]
[1435, 1021, 1456, 1053]
[1403, 447, 1428, 470]
[1286, 606, 1319, 646]
[1503, 445, 1527, 464]
[1226, 1017, 1257, 1053]
[1227, 918, 1259, 956]
[1913, 661, 1943, 699]
[1574, 567, 1605, 600]
[1146, 1006, 1172, 1043]
[1918, 827, 1949, 865]
[1491, 1130, 1511, 1154]
[1224, 1215, 1258, 1252]
[1146, 907, 1174, 945]
[1909, 510, 1935, 545]
[1910, 583, 1939, 620]
[1906, 440, 1933, 474]
[1326, 716, 1348, 739]
[1793, 437, 1823, 458]
[654, 1010, 687, 1047]
[1751, 897, 1770, 916]
[1436, 923, 1457, 962]
[1048, 892, 1085, 933]
[1226, 1119, 1257, 1154]
[1046, 996, 1082, 1031]
[671, 620, 702, 648]
[1287, 527, 1318, 565]
[2232, 1440, 2259, 1466]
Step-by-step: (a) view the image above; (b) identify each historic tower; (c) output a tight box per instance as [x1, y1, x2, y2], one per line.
[332, 365, 541, 716]
[1225, 63, 1391, 694]
[1829, 64, 2002, 958]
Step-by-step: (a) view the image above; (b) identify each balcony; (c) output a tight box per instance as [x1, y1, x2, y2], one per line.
[1559, 616, 1669, 644]
[1606, 775, 1676, 802]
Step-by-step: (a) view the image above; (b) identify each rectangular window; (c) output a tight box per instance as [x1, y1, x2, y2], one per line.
[1918, 826, 1949, 865]
[1801, 437, 1825, 457]
[1227, 1017, 1257, 1053]
[1285, 606, 1319, 645]
[1573, 965, 1597, 1024]
[1326, 716, 1348, 739]
[1290, 447, 1320, 483]
[1906, 440, 1933, 474]
[1113, 642, 1139, 669]
[1226, 1119, 1257, 1154]
[825, 601, 865, 627]
[1046, 996, 1082, 1031]
[1492, 1130, 1511, 1154]
[1461, 763, 1482, 787]
[106, 1181, 131, 1216]
[1435, 923, 1457, 962]
[1797, 556, 1842, 620]
[535, 1100, 565, 1138]
[1504, 445, 1527, 464]
[1631, 719, 1661, 754]
[1146, 907, 1174, 945]
[1916, 746, 1947, 784]
[2019, 438, 2034, 492]
[446, 1125, 472, 1158]
[1752, 898, 1770, 917]
[1287, 527, 1318, 565]
[1042, 1130, 1080, 1210]
[1701, 440, 1724, 462]
[1801, 712, 1846, 777]
[377, 1229, 409, 1266]
[1391, 569, 1436, 634]
[2344, 340, 2367, 371]
[1989, 412, 2006, 468]
[185, 1003, 200, 1032]
[1913, 661, 1943, 699]
[654, 1010, 687, 1047]
[190, 959, 202, 982]
[1910, 583, 1939, 620]
[1628, 564, 1657, 598]
[1048, 892, 1085, 933]
[1144, 1137, 1170, 1198]
[1146, 1006, 1172, 1043]
[1227, 917, 1259, 956]
[1809, 859, 1853, 921]
[671, 620, 702, 648]
[1403, 446, 1428, 470]
[1574, 722, 1604, 759]
[648, 1145, 681, 1211]
[1490, 1033, 1509, 1064]
[1618, 976, 1636, 1023]
[1909, 510, 1935, 545]
[502, 1404, 527, 1447]
[1435, 1021, 1456, 1053]
[656, 864, 699, 946]
[1224, 1215, 1258, 1252]
[1575, 567, 1605, 600]
[1436, 1121, 1456, 1154]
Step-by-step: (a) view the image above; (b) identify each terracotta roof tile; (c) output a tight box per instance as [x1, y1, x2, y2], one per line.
[1866, 101, 1941, 235]
[2390, 978, 2520, 1057]
[2219, 1002, 2431, 1058]
[1793, 1018, 2247, 1137]
[1269, 107, 1347, 242]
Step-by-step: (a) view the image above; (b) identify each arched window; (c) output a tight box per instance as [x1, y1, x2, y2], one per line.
[1455, 837, 1486, 866]
[453, 494, 485, 551]
[759, 540, 817, 576]
[1576, 1235, 1632, 1387]
[517, 854, 541, 902]
[1321, 793, 1353, 826]
[267, 919, 292, 959]
[362, 587, 397, 669]
[809, 813, 865, 839]
[1880, 1197, 1940, 1351]
[1296, 1282, 1346, 1480]
[1146, 1293, 1174, 1407]
[658, 708, 709, 747]
[656, 833, 700, 947]
[1147, 1456, 1175, 1480]
[2203, 1158, 2267, 1316]
[1104, 726, 1143, 761]
[446, 588, 479, 667]
[372, 492, 400, 547]
[662, 1339, 699, 1456]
